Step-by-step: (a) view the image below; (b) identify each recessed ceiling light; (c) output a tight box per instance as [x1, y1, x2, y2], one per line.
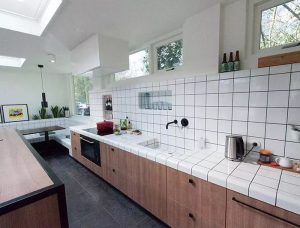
[0, 55, 26, 68]
[48, 54, 56, 63]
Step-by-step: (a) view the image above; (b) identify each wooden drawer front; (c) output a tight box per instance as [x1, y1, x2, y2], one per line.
[226, 190, 300, 228]
[167, 167, 199, 210]
[167, 199, 198, 228]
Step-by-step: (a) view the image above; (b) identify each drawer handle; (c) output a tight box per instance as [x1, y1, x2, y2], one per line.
[232, 197, 299, 227]
[112, 169, 116, 173]
[188, 213, 195, 220]
[188, 179, 195, 185]
[111, 148, 114, 151]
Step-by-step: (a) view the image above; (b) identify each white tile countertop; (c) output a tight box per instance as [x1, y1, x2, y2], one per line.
[70, 125, 300, 215]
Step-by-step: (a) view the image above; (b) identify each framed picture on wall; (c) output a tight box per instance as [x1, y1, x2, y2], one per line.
[2, 104, 29, 123]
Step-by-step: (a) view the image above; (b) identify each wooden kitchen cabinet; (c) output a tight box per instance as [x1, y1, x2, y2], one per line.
[226, 190, 300, 228]
[71, 131, 81, 161]
[166, 167, 226, 228]
[137, 158, 167, 222]
[101, 143, 119, 187]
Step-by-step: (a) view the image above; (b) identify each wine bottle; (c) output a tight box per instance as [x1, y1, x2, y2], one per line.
[228, 52, 234, 72]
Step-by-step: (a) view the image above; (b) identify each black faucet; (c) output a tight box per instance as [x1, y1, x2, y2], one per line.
[166, 120, 178, 129]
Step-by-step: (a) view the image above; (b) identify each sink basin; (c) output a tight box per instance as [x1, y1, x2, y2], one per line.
[138, 139, 175, 155]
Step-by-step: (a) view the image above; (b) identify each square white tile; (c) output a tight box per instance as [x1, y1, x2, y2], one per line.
[206, 107, 218, 119]
[218, 120, 232, 133]
[268, 91, 289, 108]
[267, 108, 288, 124]
[264, 139, 285, 156]
[249, 183, 277, 205]
[248, 107, 266, 123]
[248, 122, 265, 138]
[232, 107, 248, 121]
[291, 72, 300, 90]
[266, 123, 286, 140]
[251, 67, 269, 76]
[252, 175, 279, 189]
[285, 142, 300, 159]
[289, 91, 300, 107]
[227, 176, 251, 195]
[250, 75, 269, 91]
[269, 73, 290, 91]
[219, 79, 233, 93]
[270, 64, 291, 74]
[232, 121, 248, 135]
[207, 94, 219, 106]
[249, 92, 268, 107]
[195, 94, 206, 106]
[233, 93, 249, 107]
[207, 81, 219, 93]
[185, 83, 195, 94]
[195, 82, 206, 94]
[185, 94, 195, 106]
[220, 72, 234, 79]
[287, 108, 300, 126]
[234, 69, 251, 78]
[219, 93, 233, 106]
[234, 77, 250, 92]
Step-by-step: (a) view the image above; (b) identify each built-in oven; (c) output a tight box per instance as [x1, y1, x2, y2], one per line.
[80, 135, 101, 166]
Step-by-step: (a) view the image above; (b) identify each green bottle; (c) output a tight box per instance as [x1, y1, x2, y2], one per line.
[221, 53, 228, 73]
[234, 50, 240, 71]
[228, 52, 234, 72]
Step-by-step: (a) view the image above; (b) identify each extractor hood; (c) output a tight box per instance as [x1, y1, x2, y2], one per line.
[71, 34, 129, 76]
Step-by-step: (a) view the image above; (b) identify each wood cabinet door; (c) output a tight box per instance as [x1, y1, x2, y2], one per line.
[137, 158, 167, 222]
[198, 180, 226, 228]
[167, 167, 199, 211]
[70, 131, 81, 161]
[226, 190, 300, 228]
[101, 144, 118, 186]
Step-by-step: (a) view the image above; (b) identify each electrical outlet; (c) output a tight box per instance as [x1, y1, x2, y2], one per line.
[248, 139, 261, 148]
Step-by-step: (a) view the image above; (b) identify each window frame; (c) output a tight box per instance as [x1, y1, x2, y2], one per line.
[254, 0, 300, 54]
[153, 33, 183, 73]
[114, 47, 151, 81]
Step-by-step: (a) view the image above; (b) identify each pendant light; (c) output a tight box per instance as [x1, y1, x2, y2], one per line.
[38, 64, 48, 108]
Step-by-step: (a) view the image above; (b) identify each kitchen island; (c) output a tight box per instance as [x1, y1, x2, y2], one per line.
[0, 128, 68, 228]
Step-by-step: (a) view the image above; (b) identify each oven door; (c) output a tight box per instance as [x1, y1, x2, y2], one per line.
[80, 135, 101, 166]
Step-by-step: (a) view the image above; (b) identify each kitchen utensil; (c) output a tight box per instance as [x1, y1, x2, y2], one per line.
[275, 157, 293, 168]
[225, 135, 245, 161]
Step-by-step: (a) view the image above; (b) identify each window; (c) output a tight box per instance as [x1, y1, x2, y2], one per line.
[115, 49, 149, 81]
[259, 0, 300, 49]
[156, 38, 183, 71]
[74, 75, 92, 116]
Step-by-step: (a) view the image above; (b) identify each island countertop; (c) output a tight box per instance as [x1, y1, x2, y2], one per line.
[0, 128, 54, 204]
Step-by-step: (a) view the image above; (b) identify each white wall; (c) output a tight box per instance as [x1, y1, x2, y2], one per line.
[183, 3, 221, 75]
[0, 68, 72, 119]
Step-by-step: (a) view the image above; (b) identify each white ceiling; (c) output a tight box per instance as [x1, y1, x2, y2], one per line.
[0, 0, 49, 20]
[0, 0, 234, 74]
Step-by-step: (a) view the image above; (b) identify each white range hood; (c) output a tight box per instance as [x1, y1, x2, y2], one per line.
[71, 34, 129, 76]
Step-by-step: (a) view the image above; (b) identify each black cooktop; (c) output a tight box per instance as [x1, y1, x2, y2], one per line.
[82, 128, 113, 136]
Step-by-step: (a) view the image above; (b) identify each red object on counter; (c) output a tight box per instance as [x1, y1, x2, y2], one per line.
[270, 161, 279, 167]
[96, 121, 113, 134]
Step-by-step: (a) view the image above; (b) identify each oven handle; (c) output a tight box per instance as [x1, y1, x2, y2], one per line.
[80, 137, 95, 144]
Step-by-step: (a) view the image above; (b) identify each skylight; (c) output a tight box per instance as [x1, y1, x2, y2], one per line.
[0, 0, 62, 36]
[0, 55, 26, 68]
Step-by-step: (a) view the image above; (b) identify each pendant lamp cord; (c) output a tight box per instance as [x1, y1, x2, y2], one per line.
[40, 67, 45, 92]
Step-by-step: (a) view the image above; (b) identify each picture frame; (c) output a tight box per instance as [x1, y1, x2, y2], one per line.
[2, 104, 29, 123]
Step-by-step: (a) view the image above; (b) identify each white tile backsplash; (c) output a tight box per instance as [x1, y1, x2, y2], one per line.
[90, 65, 300, 160]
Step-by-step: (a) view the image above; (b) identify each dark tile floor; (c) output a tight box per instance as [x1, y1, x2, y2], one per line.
[35, 141, 168, 228]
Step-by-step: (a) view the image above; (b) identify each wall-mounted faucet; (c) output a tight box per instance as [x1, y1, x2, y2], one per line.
[166, 120, 178, 129]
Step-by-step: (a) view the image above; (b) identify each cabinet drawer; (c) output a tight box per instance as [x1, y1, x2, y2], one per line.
[167, 199, 199, 228]
[226, 190, 300, 228]
[167, 167, 199, 210]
